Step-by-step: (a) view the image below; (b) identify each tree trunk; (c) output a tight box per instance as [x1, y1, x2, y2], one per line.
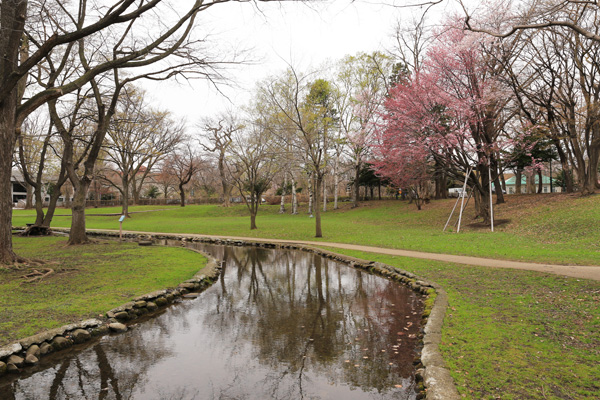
[581, 145, 600, 195]
[475, 165, 492, 224]
[515, 169, 522, 194]
[527, 174, 535, 194]
[279, 176, 286, 213]
[0, 0, 27, 263]
[553, 139, 573, 193]
[24, 183, 33, 209]
[323, 177, 327, 212]
[219, 153, 230, 207]
[308, 173, 313, 215]
[250, 212, 257, 230]
[179, 183, 186, 207]
[121, 175, 129, 216]
[0, 111, 18, 263]
[333, 164, 339, 210]
[291, 177, 298, 214]
[537, 168, 543, 194]
[42, 186, 65, 227]
[333, 151, 340, 209]
[132, 181, 141, 205]
[68, 180, 91, 245]
[352, 161, 360, 208]
[315, 174, 323, 238]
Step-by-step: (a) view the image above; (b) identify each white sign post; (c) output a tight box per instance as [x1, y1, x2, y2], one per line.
[119, 215, 125, 241]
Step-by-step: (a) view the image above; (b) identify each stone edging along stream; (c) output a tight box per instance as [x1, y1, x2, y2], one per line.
[2, 230, 460, 400]
[0, 239, 222, 380]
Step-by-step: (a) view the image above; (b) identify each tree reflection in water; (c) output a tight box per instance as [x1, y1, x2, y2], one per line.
[0, 244, 423, 400]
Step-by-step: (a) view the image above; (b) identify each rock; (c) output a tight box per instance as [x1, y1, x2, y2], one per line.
[133, 301, 147, 309]
[178, 282, 195, 290]
[39, 342, 51, 355]
[138, 240, 153, 246]
[0, 361, 6, 375]
[146, 302, 158, 311]
[108, 323, 127, 333]
[114, 311, 129, 321]
[7, 363, 20, 374]
[183, 293, 201, 299]
[90, 325, 110, 337]
[7, 355, 24, 368]
[26, 345, 41, 358]
[71, 329, 91, 344]
[51, 336, 72, 351]
[0, 343, 22, 358]
[136, 307, 149, 316]
[79, 319, 102, 328]
[155, 297, 168, 306]
[165, 294, 174, 302]
[25, 354, 39, 365]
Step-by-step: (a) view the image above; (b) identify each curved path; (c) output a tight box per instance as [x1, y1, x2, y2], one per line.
[89, 229, 600, 281]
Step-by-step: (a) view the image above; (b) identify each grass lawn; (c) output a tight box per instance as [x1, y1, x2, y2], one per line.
[320, 247, 600, 400]
[0, 236, 206, 346]
[13, 193, 600, 265]
[8, 194, 600, 398]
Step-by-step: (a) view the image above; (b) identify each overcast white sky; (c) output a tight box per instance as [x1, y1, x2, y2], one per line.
[142, 0, 463, 131]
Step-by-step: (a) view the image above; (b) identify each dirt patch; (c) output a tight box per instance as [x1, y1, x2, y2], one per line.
[466, 218, 511, 229]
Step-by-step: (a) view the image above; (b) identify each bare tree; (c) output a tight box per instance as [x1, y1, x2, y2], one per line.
[462, 0, 600, 44]
[1, 0, 239, 262]
[199, 112, 244, 207]
[228, 121, 278, 230]
[259, 68, 336, 237]
[165, 143, 203, 207]
[333, 52, 392, 208]
[100, 87, 183, 216]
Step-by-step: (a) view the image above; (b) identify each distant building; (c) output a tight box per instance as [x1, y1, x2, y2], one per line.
[504, 174, 561, 194]
[11, 171, 28, 205]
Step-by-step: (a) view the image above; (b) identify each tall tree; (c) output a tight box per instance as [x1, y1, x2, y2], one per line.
[260, 69, 336, 237]
[228, 121, 278, 230]
[334, 52, 392, 208]
[1, 0, 232, 262]
[165, 143, 202, 207]
[199, 112, 243, 207]
[101, 87, 183, 216]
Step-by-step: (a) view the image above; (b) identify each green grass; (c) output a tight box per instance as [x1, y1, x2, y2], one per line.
[7, 196, 600, 398]
[317, 247, 600, 400]
[0, 236, 206, 345]
[13, 194, 600, 265]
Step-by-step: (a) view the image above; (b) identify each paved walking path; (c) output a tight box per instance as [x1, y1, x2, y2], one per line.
[90, 229, 600, 281]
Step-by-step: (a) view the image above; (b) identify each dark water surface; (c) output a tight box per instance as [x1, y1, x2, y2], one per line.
[0, 243, 424, 400]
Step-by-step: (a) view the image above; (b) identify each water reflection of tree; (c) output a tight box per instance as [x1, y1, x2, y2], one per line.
[2, 244, 423, 399]
[3, 318, 175, 400]
[200, 246, 423, 399]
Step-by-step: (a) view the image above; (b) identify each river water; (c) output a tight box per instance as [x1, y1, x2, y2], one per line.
[0, 243, 424, 400]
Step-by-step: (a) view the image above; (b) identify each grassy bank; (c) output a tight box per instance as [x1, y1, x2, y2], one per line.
[0, 236, 207, 346]
[13, 193, 600, 265]
[320, 247, 600, 400]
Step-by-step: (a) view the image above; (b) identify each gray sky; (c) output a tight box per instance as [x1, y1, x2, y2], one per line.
[142, 0, 461, 131]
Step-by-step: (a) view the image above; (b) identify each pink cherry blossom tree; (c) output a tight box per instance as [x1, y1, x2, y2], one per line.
[375, 20, 514, 223]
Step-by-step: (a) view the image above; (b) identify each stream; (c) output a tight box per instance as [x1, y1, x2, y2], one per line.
[0, 242, 424, 400]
